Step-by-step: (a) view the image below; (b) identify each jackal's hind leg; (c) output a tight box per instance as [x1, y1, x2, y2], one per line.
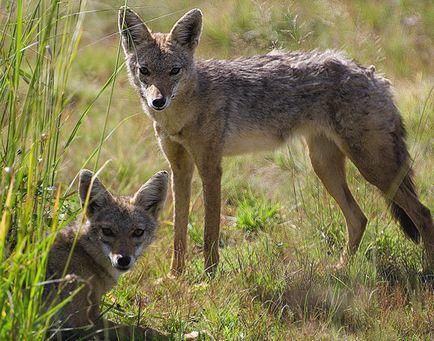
[344, 125, 434, 271]
[351, 150, 434, 270]
[307, 134, 368, 265]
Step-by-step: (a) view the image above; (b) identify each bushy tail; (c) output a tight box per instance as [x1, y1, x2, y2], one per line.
[383, 109, 421, 244]
[389, 172, 420, 243]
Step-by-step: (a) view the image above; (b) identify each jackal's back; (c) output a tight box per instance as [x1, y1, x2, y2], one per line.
[192, 50, 396, 152]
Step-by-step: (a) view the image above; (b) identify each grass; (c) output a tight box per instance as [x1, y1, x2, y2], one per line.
[1, 0, 433, 339]
[0, 1, 86, 339]
[235, 191, 281, 233]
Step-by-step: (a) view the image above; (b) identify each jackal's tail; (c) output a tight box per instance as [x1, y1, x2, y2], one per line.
[391, 203, 420, 242]
[389, 171, 420, 243]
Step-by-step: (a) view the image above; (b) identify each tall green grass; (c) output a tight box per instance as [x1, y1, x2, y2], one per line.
[0, 1, 90, 339]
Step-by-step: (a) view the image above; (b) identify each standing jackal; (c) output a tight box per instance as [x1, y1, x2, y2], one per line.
[118, 8, 434, 275]
[45, 170, 168, 339]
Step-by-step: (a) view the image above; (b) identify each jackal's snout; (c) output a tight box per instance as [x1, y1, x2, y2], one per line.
[151, 97, 167, 110]
[110, 253, 135, 271]
[147, 84, 169, 111]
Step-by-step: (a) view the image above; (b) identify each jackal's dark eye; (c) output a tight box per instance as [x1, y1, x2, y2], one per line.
[132, 229, 144, 237]
[139, 66, 150, 76]
[169, 67, 181, 76]
[102, 228, 114, 237]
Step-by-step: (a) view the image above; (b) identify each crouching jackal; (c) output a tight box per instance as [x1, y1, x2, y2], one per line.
[118, 8, 434, 276]
[45, 170, 168, 339]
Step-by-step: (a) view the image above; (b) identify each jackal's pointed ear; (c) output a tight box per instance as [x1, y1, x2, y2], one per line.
[118, 7, 153, 54]
[79, 169, 113, 216]
[134, 171, 169, 219]
[169, 9, 202, 51]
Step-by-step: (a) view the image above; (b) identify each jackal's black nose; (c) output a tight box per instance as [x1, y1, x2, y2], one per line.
[152, 97, 166, 109]
[117, 256, 132, 268]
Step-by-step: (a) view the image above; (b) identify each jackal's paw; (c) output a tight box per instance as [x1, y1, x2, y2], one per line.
[170, 258, 186, 278]
[204, 263, 218, 279]
[169, 266, 185, 278]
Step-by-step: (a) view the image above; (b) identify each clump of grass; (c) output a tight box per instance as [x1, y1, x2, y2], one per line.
[364, 228, 422, 286]
[188, 222, 204, 247]
[235, 191, 281, 233]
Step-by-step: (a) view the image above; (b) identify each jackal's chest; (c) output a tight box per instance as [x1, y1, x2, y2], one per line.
[148, 104, 193, 136]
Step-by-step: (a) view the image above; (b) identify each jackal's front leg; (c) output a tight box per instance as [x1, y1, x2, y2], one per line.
[158, 133, 194, 276]
[196, 153, 222, 276]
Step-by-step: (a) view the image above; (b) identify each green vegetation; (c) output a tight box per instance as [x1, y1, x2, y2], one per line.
[235, 191, 281, 233]
[1, 0, 433, 339]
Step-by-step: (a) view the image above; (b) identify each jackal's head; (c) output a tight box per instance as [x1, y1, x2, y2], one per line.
[78, 170, 168, 272]
[119, 7, 202, 112]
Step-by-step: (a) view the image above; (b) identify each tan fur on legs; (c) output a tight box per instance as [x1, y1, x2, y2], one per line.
[307, 134, 367, 264]
[157, 128, 195, 276]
